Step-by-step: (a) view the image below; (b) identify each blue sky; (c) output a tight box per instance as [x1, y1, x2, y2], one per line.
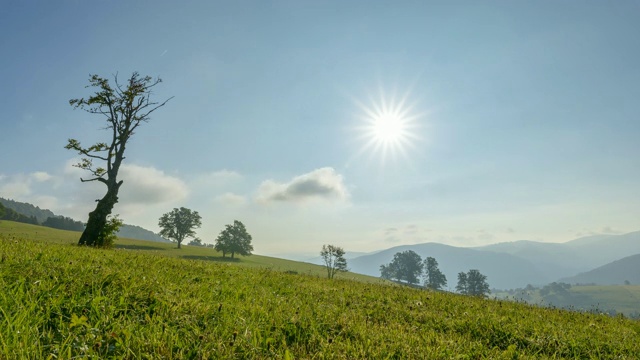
[1, 1, 639, 256]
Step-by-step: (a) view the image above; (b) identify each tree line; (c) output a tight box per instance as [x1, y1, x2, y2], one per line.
[380, 250, 490, 297]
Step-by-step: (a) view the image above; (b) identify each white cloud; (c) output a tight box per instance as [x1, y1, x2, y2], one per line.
[214, 192, 247, 207]
[256, 167, 349, 204]
[118, 164, 189, 205]
[30, 171, 52, 182]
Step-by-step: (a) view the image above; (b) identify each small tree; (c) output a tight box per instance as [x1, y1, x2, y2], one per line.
[98, 215, 123, 249]
[466, 269, 490, 297]
[188, 238, 204, 247]
[379, 250, 424, 285]
[66, 72, 172, 247]
[456, 272, 468, 294]
[158, 207, 202, 249]
[423, 257, 447, 290]
[320, 244, 348, 279]
[215, 220, 253, 259]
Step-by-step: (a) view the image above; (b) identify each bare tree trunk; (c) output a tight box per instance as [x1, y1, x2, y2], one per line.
[78, 181, 122, 247]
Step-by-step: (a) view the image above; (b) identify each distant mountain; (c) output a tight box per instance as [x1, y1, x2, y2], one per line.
[475, 231, 640, 281]
[117, 224, 170, 243]
[0, 197, 169, 243]
[0, 197, 55, 223]
[348, 242, 551, 290]
[559, 254, 640, 285]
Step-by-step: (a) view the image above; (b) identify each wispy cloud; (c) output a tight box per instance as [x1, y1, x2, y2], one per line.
[256, 167, 349, 204]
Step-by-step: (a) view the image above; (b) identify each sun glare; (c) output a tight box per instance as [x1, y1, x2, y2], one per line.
[353, 88, 422, 165]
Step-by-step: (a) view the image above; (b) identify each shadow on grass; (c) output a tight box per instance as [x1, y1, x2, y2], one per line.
[115, 244, 166, 251]
[182, 255, 240, 263]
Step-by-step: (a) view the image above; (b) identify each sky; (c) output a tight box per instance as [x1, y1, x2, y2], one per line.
[1, 1, 639, 257]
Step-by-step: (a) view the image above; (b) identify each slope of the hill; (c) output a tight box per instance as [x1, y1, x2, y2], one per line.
[560, 254, 640, 285]
[0, 197, 169, 243]
[2, 234, 640, 358]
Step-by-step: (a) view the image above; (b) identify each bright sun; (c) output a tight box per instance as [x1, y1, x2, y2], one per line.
[354, 89, 421, 164]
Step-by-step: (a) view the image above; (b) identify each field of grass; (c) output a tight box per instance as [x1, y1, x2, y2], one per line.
[494, 284, 640, 317]
[1, 222, 640, 358]
[0, 221, 379, 283]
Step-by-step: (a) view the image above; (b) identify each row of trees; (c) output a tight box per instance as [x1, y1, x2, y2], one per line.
[380, 250, 490, 296]
[157, 207, 253, 258]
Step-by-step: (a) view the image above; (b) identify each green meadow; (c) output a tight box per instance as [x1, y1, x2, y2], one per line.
[1, 221, 639, 359]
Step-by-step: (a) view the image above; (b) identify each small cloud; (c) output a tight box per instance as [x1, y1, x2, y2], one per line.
[601, 226, 622, 234]
[506, 227, 515, 234]
[30, 171, 52, 182]
[214, 192, 247, 206]
[118, 164, 188, 205]
[404, 224, 419, 235]
[256, 167, 349, 204]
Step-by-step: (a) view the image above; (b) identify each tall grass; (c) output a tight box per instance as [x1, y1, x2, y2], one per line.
[1, 233, 639, 358]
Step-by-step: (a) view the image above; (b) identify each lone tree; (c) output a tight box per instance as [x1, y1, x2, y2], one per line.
[66, 72, 172, 247]
[380, 250, 424, 285]
[320, 244, 348, 279]
[158, 207, 202, 249]
[215, 220, 253, 259]
[457, 269, 490, 297]
[423, 256, 447, 290]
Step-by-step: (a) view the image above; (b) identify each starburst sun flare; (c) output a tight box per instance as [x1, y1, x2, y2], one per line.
[355, 90, 422, 164]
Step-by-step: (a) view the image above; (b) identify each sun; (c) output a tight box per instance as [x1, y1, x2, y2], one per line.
[353, 89, 422, 165]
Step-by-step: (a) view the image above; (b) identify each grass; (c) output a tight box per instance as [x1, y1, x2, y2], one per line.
[0, 221, 379, 283]
[1, 221, 640, 358]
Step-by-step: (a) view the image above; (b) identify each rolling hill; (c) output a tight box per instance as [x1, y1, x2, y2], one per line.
[348, 242, 551, 290]
[560, 254, 640, 285]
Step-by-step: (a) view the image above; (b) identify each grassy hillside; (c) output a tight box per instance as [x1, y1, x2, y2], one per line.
[0, 221, 378, 282]
[495, 284, 640, 318]
[1, 225, 640, 358]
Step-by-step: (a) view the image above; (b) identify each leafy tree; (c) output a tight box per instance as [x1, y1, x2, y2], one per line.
[466, 269, 490, 297]
[0, 202, 5, 220]
[456, 272, 468, 294]
[158, 207, 202, 249]
[215, 220, 254, 259]
[66, 72, 172, 247]
[379, 250, 424, 285]
[188, 238, 204, 246]
[320, 244, 348, 279]
[423, 257, 447, 290]
[98, 215, 123, 249]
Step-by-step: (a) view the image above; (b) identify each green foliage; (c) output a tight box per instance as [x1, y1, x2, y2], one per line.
[466, 269, 491, 297]
[320, 244, 348, 279]
[214, 220, 254, 258]
[0, 203, 39, 225]
[0, 202, 5, 219]
[96, 215, 123, 249]
[380, 250, 424, 284]
[456, 271, 468, 294]
[187, 238, 204, 246]
[42, 216, 85, 232]
[2, 234, 640, 358]
[158, 207, 202, 249]
[423, 256, 447, 290]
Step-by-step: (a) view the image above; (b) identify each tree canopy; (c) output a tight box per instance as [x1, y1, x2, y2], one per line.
[214, 220, 253, 259]
[423, 257, 447, 290]
[457, 269, 490, 297]
[380, 250, 424, 285]
[158, 207, 202, 249]
[320, 244, 348, 279]
[67, 72, 172, 247]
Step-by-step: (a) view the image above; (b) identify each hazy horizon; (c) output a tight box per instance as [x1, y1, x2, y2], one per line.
[1, 1, 639, 254]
